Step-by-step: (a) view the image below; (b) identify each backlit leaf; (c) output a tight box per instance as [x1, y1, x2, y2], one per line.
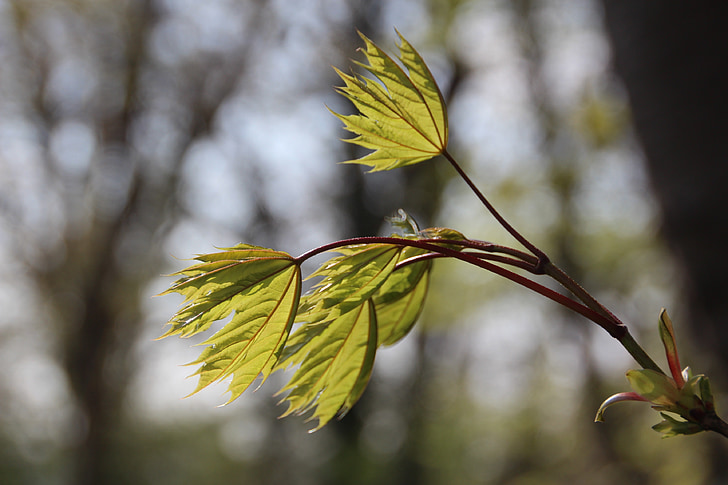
[276, 243, 401, 370]
[296, 243, 402, 323]
[332, 31, 448, 171]
[161, 244, 301, 402]
[369, 226, 464, 345]
[373, 246, 431, 346]
[276, 300, 378, 431]
[163, 227, 461, 428]
[273, 243, 407, 430]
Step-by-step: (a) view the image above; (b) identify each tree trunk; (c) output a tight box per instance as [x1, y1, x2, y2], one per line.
[601, 1, 728, 478]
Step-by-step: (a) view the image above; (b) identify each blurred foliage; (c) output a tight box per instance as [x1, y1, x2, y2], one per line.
[0, 0, 725, 484]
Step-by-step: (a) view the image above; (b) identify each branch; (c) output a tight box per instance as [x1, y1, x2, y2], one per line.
[442, 150, 550, 270]
[701, 412, 728, 438]
[296, 236, 623, 337]
[395, 251, 536, 272]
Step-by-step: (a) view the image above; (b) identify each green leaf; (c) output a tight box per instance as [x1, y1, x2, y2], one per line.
[163, 235, 448, 428]
[161, 244, 301, 402]
[276, 300, 378, 431]
[373, 246, 431, 346]
[296, 244, 402, 323]
[332, 31, 448, 172]
[387, 208, 420, 235]
[679, 372, 713, 412]
[418, 226, 466, 242]
[272, 244, 401, 429]
[626, 369, 680, 408]
[418, 226, 467, 251]
[652, 413, 703, 438]
[698, 374, 715, 411]
[273, 242, 429, 429]
[161, 245, 294, 338]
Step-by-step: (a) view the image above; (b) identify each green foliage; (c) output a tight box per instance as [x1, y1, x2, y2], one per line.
[296, 244, 403, 324]
[275, 300, 378, 431]
[162, 232, 460, 429]
[332, 31, 448, 171]
[274, 244, 402, 430]
[163, 31, 728, 440]
[373, 245, 431, 346]
[162, 30, 459, 428]
[160, 245, 302, 402]
[595, 310, 716, 437]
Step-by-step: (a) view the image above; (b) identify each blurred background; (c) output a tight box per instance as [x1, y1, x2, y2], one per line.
[1, 0, 727, 484]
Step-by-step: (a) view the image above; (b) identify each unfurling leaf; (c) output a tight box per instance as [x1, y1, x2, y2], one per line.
[658, 308, 684, 388]
[160, 244, 301, 402]
[418, 226, 467, 251]
[625, 369, 682, 408]
[332, 31, 448, 171]
[595, 310, 718, 437]
[387, 208, 420, 235]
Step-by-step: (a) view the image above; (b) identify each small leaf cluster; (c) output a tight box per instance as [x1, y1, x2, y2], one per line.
[161, 227, 464, 430]
[595, 310, 716, 437]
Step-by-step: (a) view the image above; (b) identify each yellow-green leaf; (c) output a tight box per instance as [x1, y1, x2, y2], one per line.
[276, 300, 378, 431]
[160, 245, 293, 337]
[373, 246, 431, 346]
[626, 369, 680, 408]
[161, 244, 301, 402]
[652, 413, 703, 438]
[297, 244, 402, 323]
[418, 226, 467, 252]
[332, 31, 448, 171]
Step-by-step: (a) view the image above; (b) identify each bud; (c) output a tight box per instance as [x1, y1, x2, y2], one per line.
[595, 310, 715, 437]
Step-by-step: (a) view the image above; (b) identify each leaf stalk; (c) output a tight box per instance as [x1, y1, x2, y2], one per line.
[295, 236, 635, 350]
[442, 150, 550, 271]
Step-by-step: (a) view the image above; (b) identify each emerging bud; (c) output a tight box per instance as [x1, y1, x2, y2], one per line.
[595, 310, 715, 437]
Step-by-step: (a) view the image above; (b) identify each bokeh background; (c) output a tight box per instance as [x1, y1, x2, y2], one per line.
[1, 1, 727, 484]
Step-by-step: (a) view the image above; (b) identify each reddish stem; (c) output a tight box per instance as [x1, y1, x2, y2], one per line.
[296, 236, 624, 338]
[442, 150, 550, 271]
